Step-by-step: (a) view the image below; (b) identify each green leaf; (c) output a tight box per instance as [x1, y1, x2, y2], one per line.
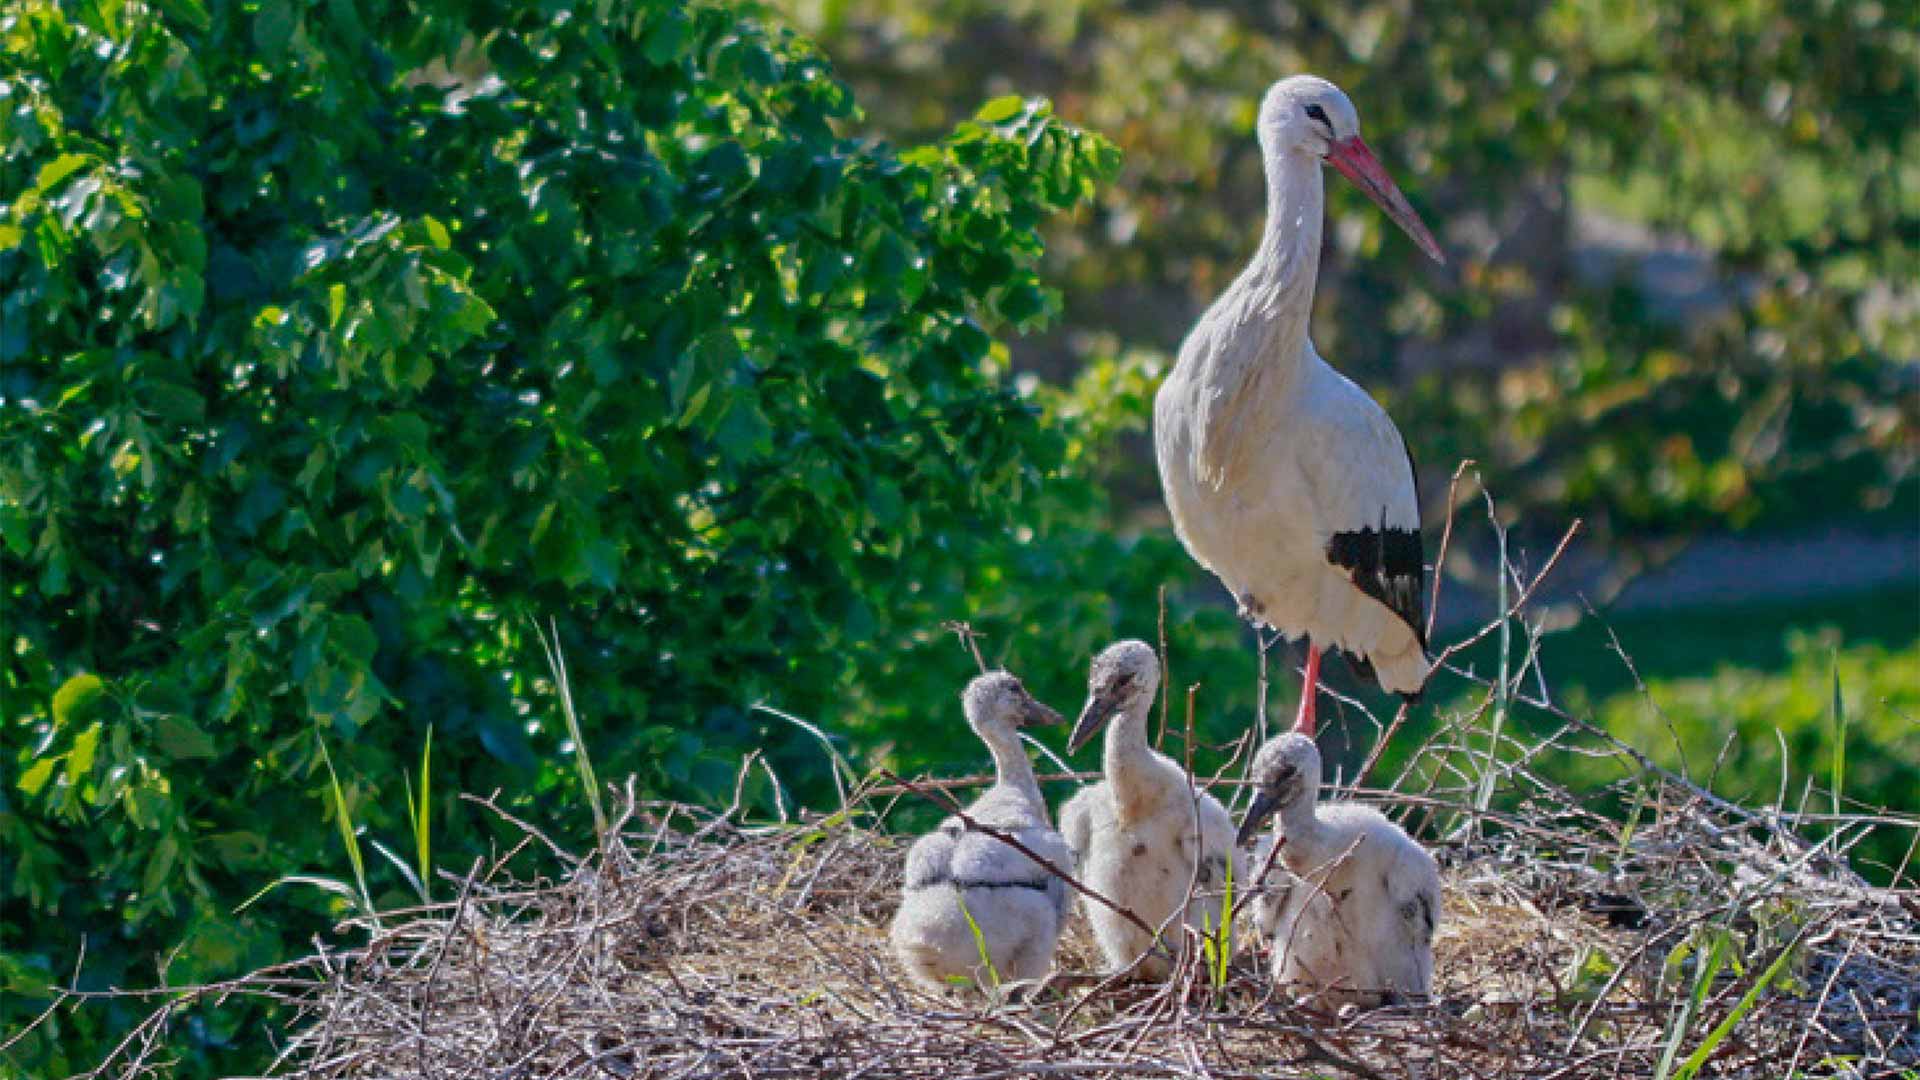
[34, 153, 90, 194]
[0, 502, 31, 557]
[329, 614, 378, 666]
[714, 396, 773, 461]
[253, 0, 295, 58]
[16, 758, 56, 797]
[677, 381, 713, 427]
[532, 509, 584, 583]
[668, 351, 698, 416]
[206, 830, 269, 869]
[143, 831, 181, 894]
[380, 411, 430, 454]
[581, 537, 621, 590]
[145, 380, 205, 422]
[32, 217, 69, 268]
[52, 673, 107, 728]
[124, 778, 169, 829]
[151, 0, 210, 32]
[422, 215, 451, 249]
[642, 9, 690, 66]
[975, 95, 1026, 124]
[450, 291, 494, 336]
[67, 722, 101, 780]
[155, 715, 219, 760]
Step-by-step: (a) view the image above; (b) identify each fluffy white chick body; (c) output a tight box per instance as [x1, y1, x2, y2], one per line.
[1239, 733, 1439, 1006]
[1060, 641, 1242, 980]
[890, 672, 1074, 991]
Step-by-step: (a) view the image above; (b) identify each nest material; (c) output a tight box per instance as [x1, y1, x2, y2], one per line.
[186, 768, 1909, 1080]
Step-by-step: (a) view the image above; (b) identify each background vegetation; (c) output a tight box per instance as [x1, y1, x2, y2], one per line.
[3, 0, 1913, 1075]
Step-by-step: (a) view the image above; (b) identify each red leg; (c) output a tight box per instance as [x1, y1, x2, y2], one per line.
[1292, 645, 1321, 737]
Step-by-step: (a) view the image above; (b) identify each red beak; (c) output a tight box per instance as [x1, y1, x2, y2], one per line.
[1326, 136, 1445, 265]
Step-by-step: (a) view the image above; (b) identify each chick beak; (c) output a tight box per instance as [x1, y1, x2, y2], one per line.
[1020, 698, 1065, 729]
[1068, 687, 1121, 753]
[1237, 789, 1281, 849]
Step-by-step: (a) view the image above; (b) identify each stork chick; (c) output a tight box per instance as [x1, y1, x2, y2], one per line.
[891, 671, 1074, 992]
[1239, 733, 1439, 1006]
[1060, 640, 1241, 980]
[1155, 74, 1446, 731]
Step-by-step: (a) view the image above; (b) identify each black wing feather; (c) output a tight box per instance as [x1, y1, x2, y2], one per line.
[1322, 441, 1428, 696]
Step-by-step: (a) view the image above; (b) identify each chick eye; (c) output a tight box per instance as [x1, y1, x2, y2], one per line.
[1303, 103, 1332, 130]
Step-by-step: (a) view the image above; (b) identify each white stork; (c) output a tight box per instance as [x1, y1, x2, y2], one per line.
[1237, 732, 1440, 1006]
[890, 671, 1074, 991]
[1059, 640, 1241, 980]
[1154, 74, 1445, 734]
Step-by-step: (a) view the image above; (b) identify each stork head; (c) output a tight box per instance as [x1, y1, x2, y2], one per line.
[962, 671, 1063, 736]
[1236, 732, 1323, 847]
[1068, 639, 1160, 753]
[1257, 74, 1445, 264]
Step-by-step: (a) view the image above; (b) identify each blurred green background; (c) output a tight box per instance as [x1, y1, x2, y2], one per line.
[3, 0, 1914, 1073]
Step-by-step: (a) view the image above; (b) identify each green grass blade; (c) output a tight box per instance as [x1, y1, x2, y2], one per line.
[1211, 857, 1235, 994]
[955, 892, 1000, 991]
[368, 837, 428, 904]
[403, 770, 417, 857]
[1829, 656, 1845, 816]
[316, 733, 377, 926]
[415, 725, 433, 890]
[234, 873, 361, 914]
[1654, 928, 1731, 1080]
[749, 703, 858, 811]
[1672, 938, 1801, 1080]
[533, 618, 608, 850]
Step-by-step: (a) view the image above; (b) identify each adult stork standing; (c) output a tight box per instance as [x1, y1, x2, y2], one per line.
[1155, 74, 1446, 734]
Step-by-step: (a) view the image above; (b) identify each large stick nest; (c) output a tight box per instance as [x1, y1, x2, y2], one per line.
[96, 754, 1918, 1080]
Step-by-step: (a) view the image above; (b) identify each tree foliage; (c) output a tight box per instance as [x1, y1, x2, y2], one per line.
[1, 0, 1119, 1070]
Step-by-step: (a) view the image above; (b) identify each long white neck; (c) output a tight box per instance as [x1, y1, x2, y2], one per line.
[1101, 698, 1163, 819]
[980, 724, 1043, 811]
[1275, 781, 1331, 868]
[1102, 695, 1154, 766]
[1197, 150, 1325, 396]
[1250, 148, 1326, 313]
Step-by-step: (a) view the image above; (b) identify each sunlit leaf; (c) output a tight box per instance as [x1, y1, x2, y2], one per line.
[51, 673, 106, 729]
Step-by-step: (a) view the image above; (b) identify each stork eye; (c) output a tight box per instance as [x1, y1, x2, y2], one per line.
[1303, 103, 1332, 130]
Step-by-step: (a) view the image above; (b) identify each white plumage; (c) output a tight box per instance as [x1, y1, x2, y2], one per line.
[1059, 641, 1243, 980]
[890, 671, 1074, 992]
[1155, 74, 1444, 726]
[1238, 733, 1440, 1006]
